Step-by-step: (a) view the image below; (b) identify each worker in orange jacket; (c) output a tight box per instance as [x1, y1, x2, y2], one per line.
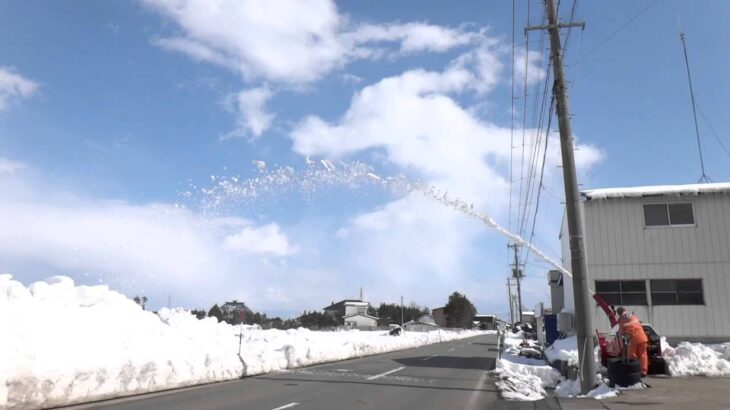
[617, 307, 649, 376]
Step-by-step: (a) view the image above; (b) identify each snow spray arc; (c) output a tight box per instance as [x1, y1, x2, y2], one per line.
[186, 159, 571, 277]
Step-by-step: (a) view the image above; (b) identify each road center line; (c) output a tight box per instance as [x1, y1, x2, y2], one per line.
[271, 403, 300, 410]
[366, 366, 405, 380]
[423, 354, 438, 361]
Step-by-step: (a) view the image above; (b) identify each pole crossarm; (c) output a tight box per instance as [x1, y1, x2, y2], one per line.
[525, 22, 585, 33]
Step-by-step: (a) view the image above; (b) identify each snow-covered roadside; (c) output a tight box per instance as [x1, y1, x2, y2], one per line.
[0, 275, 484, 409]
[494, 332, 629, 401]
[496, 330, 730, 402]
[493, 331, 561, 400]
[663, 341, 730, 377]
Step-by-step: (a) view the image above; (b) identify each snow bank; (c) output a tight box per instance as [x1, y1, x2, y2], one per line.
[495, 357, 560, 401]
[544, 336, 578, 365]
[1, 275, 481, 409]
[664, 342, 730, 377]
[496, 333, 618, 402]
[494, 332, 561, 401]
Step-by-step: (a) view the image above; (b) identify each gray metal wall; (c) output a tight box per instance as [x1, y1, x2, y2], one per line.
[580, 192, 730, 341]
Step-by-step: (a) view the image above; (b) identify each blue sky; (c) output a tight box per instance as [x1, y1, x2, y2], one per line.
[1, 0, 729, 318]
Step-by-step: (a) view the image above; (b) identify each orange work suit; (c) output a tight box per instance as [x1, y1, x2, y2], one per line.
[620, 315, 649, 376]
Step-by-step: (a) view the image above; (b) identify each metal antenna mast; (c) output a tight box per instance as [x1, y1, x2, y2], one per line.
[678, 19, 711, 183]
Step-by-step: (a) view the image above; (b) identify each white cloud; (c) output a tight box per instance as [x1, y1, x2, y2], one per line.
[514, 47, 547, 86]
[0, 158, 27, 175]
[142, 0, 484, 84]
[0, 67, 39, 111]
[290, 49, 510, 212]
[345, 22, 478, 54]
[223, 223, 292, 256]
[222, 86, 275, 139]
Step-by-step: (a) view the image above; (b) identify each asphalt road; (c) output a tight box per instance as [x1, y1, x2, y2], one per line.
[62, 333, 504, 410]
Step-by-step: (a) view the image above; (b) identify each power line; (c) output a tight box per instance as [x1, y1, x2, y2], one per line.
[509, 0, 516, 233]
[517, 0, 532, 236]
[523, 95, 556, 266]
[573, 0, 660, 67]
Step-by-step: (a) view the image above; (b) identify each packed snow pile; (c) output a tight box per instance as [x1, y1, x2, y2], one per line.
[496, 332, 617, 401]
[663, 341, 730, 377]
[555, 376, 647, 400]
[544, 336, 578, 365]
[494, 331, 561, 401]
[0, 275, 481, 409]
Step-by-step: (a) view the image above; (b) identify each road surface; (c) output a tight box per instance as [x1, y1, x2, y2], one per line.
[62, 333, 510, 410]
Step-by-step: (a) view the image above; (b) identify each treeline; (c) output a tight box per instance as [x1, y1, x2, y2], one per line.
[191, 291, 477, 330]
[191, 304, 299, 330]
[375, 303, 429, 326]
[443, 291, 476, 328]
[295, 302, 430, 329]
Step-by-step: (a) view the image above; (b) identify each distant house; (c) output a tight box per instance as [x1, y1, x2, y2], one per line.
[343, 313, 378, 329]
[403, 314, 440, 332]
[558, 182, 730, 343]
[220, 300, 253, 322]
[324, 299, 378, 328]
[474, 314, 497, 330]
[323, 299, 363, 319]
[431, 307, 447, 327]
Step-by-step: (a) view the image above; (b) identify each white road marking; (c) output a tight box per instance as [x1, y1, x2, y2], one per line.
[366, 366, 405, 380]
[423, 354, 438, 361]
[448, 347, 455, 352]
[465, 371, 489, 410]
[271, 403, 300, 410]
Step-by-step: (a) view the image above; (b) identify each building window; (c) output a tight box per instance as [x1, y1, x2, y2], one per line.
[643, 203, 694, 227]
[650, 279, 704, 305]
[595, 280, 648, 305]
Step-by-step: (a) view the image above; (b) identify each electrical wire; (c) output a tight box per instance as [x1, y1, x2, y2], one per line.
[573, 0, 660, 67]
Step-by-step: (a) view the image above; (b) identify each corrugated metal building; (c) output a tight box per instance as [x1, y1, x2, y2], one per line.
[559, 182, 730, 343]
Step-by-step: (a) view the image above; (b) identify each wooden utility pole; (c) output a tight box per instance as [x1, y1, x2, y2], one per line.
[506, 278, 514, 324]
[527, 0, 596, 394]
[508, 243, 523, 323]
[400, 295, 404, 326]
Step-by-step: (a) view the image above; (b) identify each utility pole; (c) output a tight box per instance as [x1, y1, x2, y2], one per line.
[400, 295, 404, 326]
[506, 278, 514, 324]
[508, 243, 523, 323]
[527, 0, 596, 394]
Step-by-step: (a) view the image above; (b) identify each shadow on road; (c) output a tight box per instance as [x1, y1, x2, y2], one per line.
[255, 375, 500, 394]
[393, 356, 496, 371]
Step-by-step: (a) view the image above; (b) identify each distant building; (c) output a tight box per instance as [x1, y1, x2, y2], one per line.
[324, 299, 378, 329]
[220, 300, 252, 322]
[431, 307, 447, 327]
[559, 182, 730, 343]
[323, 299, 364, 319]
[343, 313, 378, 329]
[474, 314, 497, 330]
[403, 314, 439, 332]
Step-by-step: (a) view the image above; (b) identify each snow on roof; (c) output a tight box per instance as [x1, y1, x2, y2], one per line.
[582, 182, 730, 200]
